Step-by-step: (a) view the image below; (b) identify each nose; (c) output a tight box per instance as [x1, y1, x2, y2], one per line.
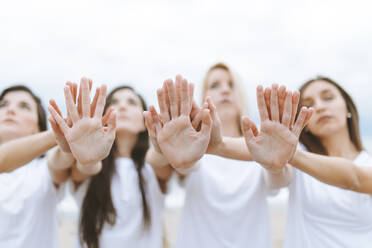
[220, 83, 231, 96]
[313, 99, 326, 113]
[117, 102, 127, 112]
[5, 104, 16, 116]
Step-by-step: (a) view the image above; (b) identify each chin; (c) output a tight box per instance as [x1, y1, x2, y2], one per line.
[311, 125, 342, 139]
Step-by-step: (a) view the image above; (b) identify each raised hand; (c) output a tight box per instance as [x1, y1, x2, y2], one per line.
[147, 75, 212, 170]
[241, 84, 313, 171]
[48, 77, 116, 167]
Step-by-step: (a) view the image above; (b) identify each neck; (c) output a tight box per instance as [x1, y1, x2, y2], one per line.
[115, 131, 138, 158]
[220, 117, 241, 137]
[320, 128, 359, 159]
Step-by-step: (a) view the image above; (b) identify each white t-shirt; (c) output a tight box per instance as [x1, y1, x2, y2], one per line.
[284, 151, 372, 248]
[0, 158, 63, 248]
[72, 158, 165, 248]
[174, 154, 273, 248]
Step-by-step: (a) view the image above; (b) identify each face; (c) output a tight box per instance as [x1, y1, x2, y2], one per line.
[205, 68, 240, 118]
[109, 89, 146, 135]
[301, 80, 349, 138]
[0, 91, 40, 143]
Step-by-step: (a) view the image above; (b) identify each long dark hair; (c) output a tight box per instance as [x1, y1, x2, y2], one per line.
[0, 85, 47, 132]
[298, 76, 363, 155]
[79, 86, 150, 248]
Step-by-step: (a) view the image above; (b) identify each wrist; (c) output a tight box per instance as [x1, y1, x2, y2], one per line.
[288, 148, 302, 166]
[206, 137, 224, 155]
[76, 160, 102, 175]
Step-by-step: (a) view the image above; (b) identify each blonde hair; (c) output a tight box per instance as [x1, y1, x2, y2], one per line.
[201, 62, 249, 116]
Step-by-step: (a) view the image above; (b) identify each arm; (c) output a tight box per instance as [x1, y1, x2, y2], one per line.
[144, 108, 174, 182]
[263, 164, 293, 189]
[191, 97, 253, 161]
[48, 78, 116, 186]
[0, 130, 56, 173]
[208, 137, 252, 161]
[290, 150, 372, 194]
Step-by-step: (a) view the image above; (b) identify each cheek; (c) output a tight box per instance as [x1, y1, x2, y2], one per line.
[25, 117, 39, 132]
[205, 91, 218, 102]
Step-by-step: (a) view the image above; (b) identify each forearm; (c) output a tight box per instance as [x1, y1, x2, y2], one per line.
[71, 160, 102, 185]
[207, 137, 252, 161]
[290, 150, 363, 192]
[0, 130, 56, 173]
[263, 164, 292, 189]
[47, 148, 75, 185]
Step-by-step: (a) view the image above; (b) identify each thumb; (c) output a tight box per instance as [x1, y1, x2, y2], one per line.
[105, 110, 117, 133]
[241, 116, 255, 144]
[199, 109, 212, 137]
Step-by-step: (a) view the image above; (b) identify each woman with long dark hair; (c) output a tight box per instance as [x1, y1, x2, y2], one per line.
[49, 78, 176, 248]
[242, 76, 372, 247]
[0, 85, 74, 248]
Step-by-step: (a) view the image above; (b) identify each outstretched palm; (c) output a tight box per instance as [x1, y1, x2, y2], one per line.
[242, 85, 312, 171]
[145, 76, 212, 170]
[48, 77, 116, 166]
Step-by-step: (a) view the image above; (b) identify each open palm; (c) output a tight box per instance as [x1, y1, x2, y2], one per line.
[48, 78, 116, 166]
[146, 76, 212, 170]
[242, 85, 312, 171]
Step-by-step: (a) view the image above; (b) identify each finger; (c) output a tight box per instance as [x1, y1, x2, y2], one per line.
[166, 79, 179, 119]
[157, 87, 170, 123]
[90, 87, 100, 117]
[199, 109, 212, 137]
[94, 84, 107, 118]
[81, 77, 91, 118]
[72, 82, 78, 104]
[190, 101, 201, 121]
[290, 90, 300, 128]
[249, 118, 259, 137]
[48, 116, 61, 136]
[206, 97, 219, 123]
[281, 91, 292, 127]
[278, 85, 287, 120]
[49, 99, 62, 117]
[106, 110, 116, 133]
[301, 108, 314, 131]
[102, 107, 113, 126]
[191, 107, 204, 131]
[270, 84, 280, 122]
[257, 85, 269, 122]
[149, 105, 162, 133]
[292, 107, 308, 137]
[64, 85, 79, 124]
[66, 81, 77, 104]
[175, 75, 182, 115]
[48, 106, 69, 134]
[188, 83, 194, 110]
[264, 87, 271, 119]
[241, 116, 255, 143]
[144, 111, 156, 136]
[180, 78, 190, 116]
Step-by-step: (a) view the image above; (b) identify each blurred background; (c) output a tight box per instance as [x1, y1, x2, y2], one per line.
[1, 0, 371, 247]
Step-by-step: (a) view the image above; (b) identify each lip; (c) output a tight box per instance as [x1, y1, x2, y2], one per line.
[219, 99, 232, 104]
[116, 115, 128, 120]
[2, 118, 17, 124]
[316, 115, 333, 124]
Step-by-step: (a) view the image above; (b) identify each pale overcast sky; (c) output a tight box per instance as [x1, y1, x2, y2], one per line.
[1, 0, 371, 148]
